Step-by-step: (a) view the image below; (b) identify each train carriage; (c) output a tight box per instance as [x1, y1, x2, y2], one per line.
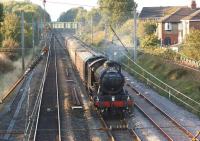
[75, 50, 94, 81]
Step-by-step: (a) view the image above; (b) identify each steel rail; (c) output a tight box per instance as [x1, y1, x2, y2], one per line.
[126, 84, 195, 141]
[25, 38, 49, 141]
[54, 35, 62, 141]
[33, 36, 52, 141]
[127, 84, 195, 139]
[120, 119, 141, 141]
[100, 118, 142, 141]
[33, 34, 62, 141]
[95, 108, 115, 141]
[25, 45, 50, 140]
[135, 103, 174, 141]
[24, 35, 52, 141]
[128, 129, 141, 141]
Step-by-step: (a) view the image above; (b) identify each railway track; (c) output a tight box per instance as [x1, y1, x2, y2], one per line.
[93, 107, 141, 141]
[53, 31, 83, 110]
[126, 82, 195, 141]
[54, 31, 91, 140]
[33, 35, 61, 141]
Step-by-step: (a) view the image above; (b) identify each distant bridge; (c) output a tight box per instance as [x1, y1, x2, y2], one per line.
[48, 22, 79, 29]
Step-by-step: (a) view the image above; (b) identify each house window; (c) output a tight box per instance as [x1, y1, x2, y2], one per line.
[165, 23, 172, 31]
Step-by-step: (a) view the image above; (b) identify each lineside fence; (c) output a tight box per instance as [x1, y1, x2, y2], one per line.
[122, 54, 200, 115]
[137, 48, 200, 69]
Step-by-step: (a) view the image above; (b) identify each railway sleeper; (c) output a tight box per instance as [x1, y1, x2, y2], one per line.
[71, 87, 83, 110]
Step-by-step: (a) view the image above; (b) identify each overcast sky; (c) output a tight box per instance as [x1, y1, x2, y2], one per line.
[30, 0, 200, 21]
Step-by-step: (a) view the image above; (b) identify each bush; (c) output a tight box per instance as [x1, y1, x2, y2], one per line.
[117, 19, 133, 35]
[2, 38, 19, 60]
[141, 34, 160, 48]
[181, 30, 200, 60]
[2, 38, 19, 48]
[0, 53, 14, 73]
[93, 31, 105, 46]
[163, 49, 181, 61]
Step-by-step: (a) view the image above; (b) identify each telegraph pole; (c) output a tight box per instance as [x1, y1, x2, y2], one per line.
[37, 17, 40, 41]
[32, 17, 35, 56]
[43, 0, 46, 36]
[104, 23, 108, 40]
[91, 15, 93, 45]
[133, 3, 137, 61]
[21, 11, 25, 72]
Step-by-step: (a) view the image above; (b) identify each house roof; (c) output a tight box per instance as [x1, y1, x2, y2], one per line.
[140, 6, 200, 22]
[139, 7, 170, 19]
[161, 7, 200, 22]
[182, 9, 200, 20]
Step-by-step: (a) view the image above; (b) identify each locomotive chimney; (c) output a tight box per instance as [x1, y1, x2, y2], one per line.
[191, 0, 197, 9]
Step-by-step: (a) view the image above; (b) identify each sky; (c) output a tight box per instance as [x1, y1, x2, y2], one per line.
[30, 0, 200, 21]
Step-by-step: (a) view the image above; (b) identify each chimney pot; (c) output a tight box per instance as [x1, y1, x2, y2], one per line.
[191, 0, 197, 9]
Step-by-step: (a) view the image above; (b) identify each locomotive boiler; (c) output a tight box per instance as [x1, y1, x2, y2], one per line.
[65, 36, 133, 115]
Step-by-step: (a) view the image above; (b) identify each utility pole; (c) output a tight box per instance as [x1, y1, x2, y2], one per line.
[21, 11, 25, 72]
[43, 0, 46, 36]
[32, 17, 35, 57]
[91, 15, 93, 45]
[133, 3, 137, 61]
[104, 23, 108, 40]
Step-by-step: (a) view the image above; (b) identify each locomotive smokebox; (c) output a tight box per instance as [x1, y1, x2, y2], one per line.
[94, 61, 125, 94]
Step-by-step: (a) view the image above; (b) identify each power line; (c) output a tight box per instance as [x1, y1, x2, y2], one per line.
[41, 0, 97, 8]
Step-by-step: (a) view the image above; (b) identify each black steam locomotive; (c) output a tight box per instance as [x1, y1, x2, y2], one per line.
[65, 37, 133, 115]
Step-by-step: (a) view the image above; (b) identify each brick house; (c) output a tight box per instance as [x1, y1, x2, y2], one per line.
[139, 0, 200, 46]
[180, 10, 200, 43]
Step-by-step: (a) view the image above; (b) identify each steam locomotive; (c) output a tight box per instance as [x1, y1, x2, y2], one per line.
[65, 36, 133, 115]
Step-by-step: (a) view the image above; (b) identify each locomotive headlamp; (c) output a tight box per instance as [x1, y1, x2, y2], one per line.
[96, 97, 99, 101]
[127, 96, 130, 100]
[112, 96, 115, 101]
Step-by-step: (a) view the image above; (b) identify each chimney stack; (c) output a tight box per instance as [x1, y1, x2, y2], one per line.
[191, 0, 197, 9]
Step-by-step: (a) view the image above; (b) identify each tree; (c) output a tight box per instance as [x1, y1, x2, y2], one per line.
[138, 21, 157, 38]
[0, 3, 4, 45]
[86, 8, 102, 26]
[1, 13, 20, 41]
[145, 23, 157, 35]
[141, 34, 160, 48]
[181, 30, 200, 60]
[1, 1, 51, 47]
[137, 21, 158, 48]
[58, 7, 82, 22]
[75, 8, 87, 23]
[0, 4, 4, 23]
[3, 1, 51, 23]
[98, 0, 136, 25]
